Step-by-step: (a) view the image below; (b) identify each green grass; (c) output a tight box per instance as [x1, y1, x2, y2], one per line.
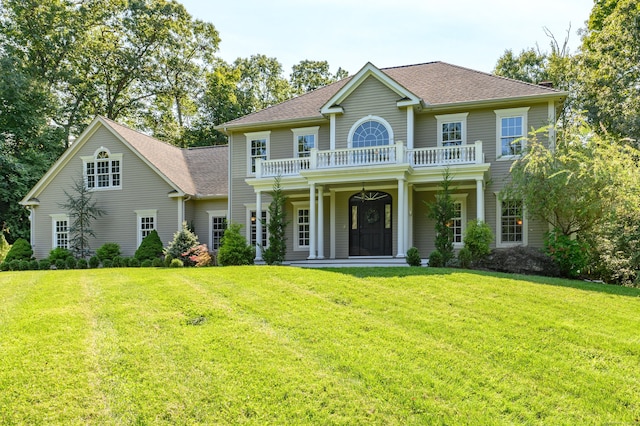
[0, 267, 639, 424]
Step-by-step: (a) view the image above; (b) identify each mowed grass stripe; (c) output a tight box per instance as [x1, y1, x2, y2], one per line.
[0, 267, 638, 424]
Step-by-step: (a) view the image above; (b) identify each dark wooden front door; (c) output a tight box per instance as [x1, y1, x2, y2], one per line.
[349, 191, 392, 256]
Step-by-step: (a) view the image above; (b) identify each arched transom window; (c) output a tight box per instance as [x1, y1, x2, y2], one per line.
[82, 148, 122, 190]
[350, 118, 392, 148]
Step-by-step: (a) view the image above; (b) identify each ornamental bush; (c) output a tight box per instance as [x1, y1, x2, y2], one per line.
[152, 258, 163, 267]
[128, 258, 141, 268]
[428, 250, 444, 267]
[89, 256, 100, 269]
[464, 219, 493, 261]
[165, 222, 199, 264]
[170, 258, 184, 268]
[406, 247, 422, 267]
[54, 259, 66, 270]
[76, 259, 88, 269]
[217, 223, 254, 266]
[141, 259, 153, 268]
[184, 244, 212, 267]
[49, 247, 73, 263]
[4, 238, 33, 262]
[135, 230, 164, 261]
[544, 230, 589, 278]
[458, 246, 473, 269]
[96, 243, 121, 261]
[39, 259, 51, 270]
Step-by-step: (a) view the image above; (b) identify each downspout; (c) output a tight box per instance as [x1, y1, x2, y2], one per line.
[179, 195, 192, 229]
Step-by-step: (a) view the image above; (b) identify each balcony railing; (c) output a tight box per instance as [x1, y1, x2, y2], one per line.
[255, 140, 484, 178]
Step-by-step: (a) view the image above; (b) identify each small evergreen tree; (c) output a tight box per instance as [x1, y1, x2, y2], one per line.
[425, 169, 456, 266]
[164, 221, 199, 264]
[134, 230, 164, 261]
[58, 176, 106, 258]
[4, 238, 33, 262]
[218, 223, 254, 266]
[263, 176, 289, 265]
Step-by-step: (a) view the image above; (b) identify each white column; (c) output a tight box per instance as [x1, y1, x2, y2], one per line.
[330, 114, 336, 151]
[330, 190, 336, 259]
[408, 185, 414, 248]
[406, 106, 414, 150]
[403, 180, 410, 250]
[317, 185, 325, 259]
[255, 191, 263, 261]
[476, 179, 485, 222]
[397, 177, 406, 257]
[308, 183, 317, 259]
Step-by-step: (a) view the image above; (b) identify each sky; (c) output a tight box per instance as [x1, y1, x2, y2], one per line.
[179, 0, 594, 76]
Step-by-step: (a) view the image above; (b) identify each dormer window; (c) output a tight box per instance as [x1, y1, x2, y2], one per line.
[81, 147, 122, 190]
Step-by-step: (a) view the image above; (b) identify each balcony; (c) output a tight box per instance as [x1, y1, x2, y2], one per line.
[255, 141, 484, 178]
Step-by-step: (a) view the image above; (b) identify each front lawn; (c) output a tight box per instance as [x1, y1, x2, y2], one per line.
[0, 267, 638, 424]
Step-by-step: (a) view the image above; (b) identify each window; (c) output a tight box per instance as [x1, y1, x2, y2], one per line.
[135, 209, 157, 247]
[436, 113, 468, 147]
[50, 214, 69, 249]
[82, 147, 122, 190]
[293, 127, 319, 158]
[292, 202, 310, 251]
[348, 116, 393, 148]
[450, 195, 467, 247]
[495, 107, 529, 159]
[250, 210, 268, 248]
[497, 198, 527, 247]
[245, 131, 270, 175]
[211, 216, 226, 250]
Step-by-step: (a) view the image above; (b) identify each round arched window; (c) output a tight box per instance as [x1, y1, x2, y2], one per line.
[351, 120, 390, 148]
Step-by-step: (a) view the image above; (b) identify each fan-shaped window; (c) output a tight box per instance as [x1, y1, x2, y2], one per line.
[82, 147, 122, 190]
[351, 119, 391, 148]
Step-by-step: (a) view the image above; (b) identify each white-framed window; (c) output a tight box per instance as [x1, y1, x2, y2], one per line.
[292, 126, 319, 158]
[436, 113, 468, 147]
[207, 210, 227, 250]
[135, 209, 157, 247]
[450, 194, 468, 248]
[50, 214, 70, 249]
[495, 107, 529, 159]
[348, 115, 394, 148]
[245, 131, 270, 175]
[81, 147, 122, 190]
[496, 197, 527, 247]
[292, 201, 310, 251]
[246, 206, 269, 248]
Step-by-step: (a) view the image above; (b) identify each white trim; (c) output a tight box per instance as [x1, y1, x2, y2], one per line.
[245, 131, 270, 176]
[207, 210, 227, 251]
[50, 214, 70, 250]
[292, 126, 319, 158]
[81, 146, 123, 191]
[495, 195, 528, 248]
[347, 115, 395, 148]
[134, 209, 157, 248]
[435, 113, 469, 147]
[451, 194, 468, 248]
[292, 201, 310, 251]
[495, 107, 529, 160]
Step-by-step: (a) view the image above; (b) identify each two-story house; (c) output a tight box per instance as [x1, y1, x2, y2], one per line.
[218, 61, 566, 263]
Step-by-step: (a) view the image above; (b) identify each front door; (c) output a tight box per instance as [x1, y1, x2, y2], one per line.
[349, 191, 392, 256]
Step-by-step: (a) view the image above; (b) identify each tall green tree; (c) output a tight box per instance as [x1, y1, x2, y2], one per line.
[426, 169, 456, 266]
[263, 176, 289, 265]
[233, 54, 292, 114]
[290, 59, 348, 95]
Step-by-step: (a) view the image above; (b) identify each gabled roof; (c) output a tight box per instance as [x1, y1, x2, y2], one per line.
[21, 116, 227, 205]
[219, 61, 566, 131]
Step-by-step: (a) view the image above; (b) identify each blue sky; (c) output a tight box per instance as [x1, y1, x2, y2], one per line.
[180, 0, 594, 76]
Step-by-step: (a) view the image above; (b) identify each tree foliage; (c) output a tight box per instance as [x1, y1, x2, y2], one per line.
[425, 169, 456, 266]
[3, 238, 32, 262]
[263, 176, 289, 265]
[134, 229, 164, 261]
[290, 60, 348, 95]
[164, 221, 199, 265]
[217, 223, 254, 266]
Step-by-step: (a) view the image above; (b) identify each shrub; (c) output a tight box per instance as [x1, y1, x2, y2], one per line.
[135, 230, 164, 262]
[218, 223, 254, 266]
[544, 230, 589, 278]
[49, 247, 73, 263]
[184, 244, 212, 267]
[4, 238, 33, 262]
[112, 256, 123, 268]
[0, 261, 9, 271]
[165, 222, 199, 263]
[65, 257, 77, 269]
[89, 255, 100, 269]
[96, 243, 121, 262]
[102, 259, 113, 268]
[428, 250, 444, 267]
[0, 233, 10, 263]
[464, 219, 493, 261]
[170, 258, 184, 268]
[19, 260, 30, 271]
[406, 247, 422, 267]
[458, 247, 473, 269]
[39, 259, 51, 270]
[128, 258, 141, 268]
[152, 258, 163, 267]
[76, 259, 88, 269]
[164, 254, 173, 268]
[141, 259, 153, 268]
[29, 260, 39, 270]
[54, 259, 66, 270]
[8, 260, 20, 271]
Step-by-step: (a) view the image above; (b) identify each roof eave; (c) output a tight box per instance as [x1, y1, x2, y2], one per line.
[421, 91, 568, 112]
[216, 116, 327, 133]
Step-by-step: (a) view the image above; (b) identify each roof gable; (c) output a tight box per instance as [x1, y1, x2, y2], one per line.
[320, 62, 421, 114]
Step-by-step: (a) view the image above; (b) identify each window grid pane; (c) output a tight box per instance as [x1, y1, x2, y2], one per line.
[352, 120, 389, 148]
[297, 209, 310, 247]
[55, 220, 69, 249]
[442, 122, 462, 146]
[501, 116, 523, 155]
[251, 139, 267, 173]
[501, 200, 523, 242]
[140, 216, 155, 240]
[297, 135, 314, 157]
[211, 216, 227, 250]
[250, 211, 267, 247]
[451, 201, 463, 243]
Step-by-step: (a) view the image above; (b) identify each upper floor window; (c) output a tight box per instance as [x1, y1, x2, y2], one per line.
[349, 116, 393, 148]
[436, 113, 468, 147]
[81, 147, 122, 190]
[245, 131, 270, 175]
[292, 127, 319, 158]
[495, 107, 529, 159]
